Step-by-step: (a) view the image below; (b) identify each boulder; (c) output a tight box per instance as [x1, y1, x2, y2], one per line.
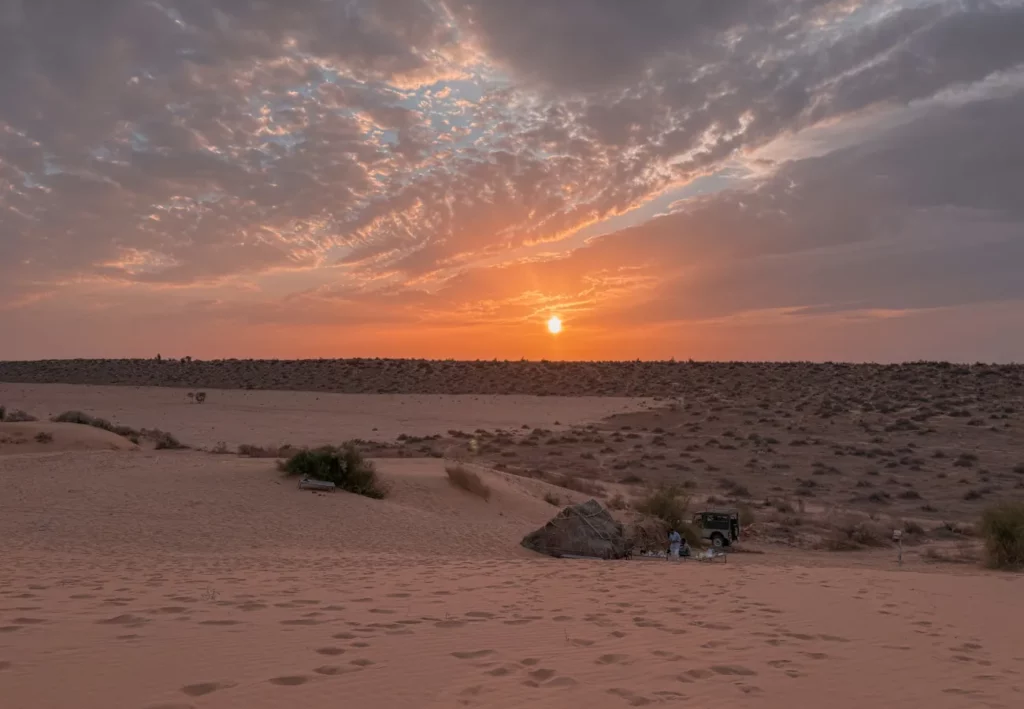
[521, 499, 628, 559]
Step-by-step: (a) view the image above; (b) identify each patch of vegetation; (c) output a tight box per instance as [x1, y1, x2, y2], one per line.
[279, 445, 387, 499]
[543, 491, 562, 506]
[823, 519, 891, 551]
[150, 429, 187, 450]
[34, 431, 54, 443]
[980, 502, 1024, 569]
[238, 443, 298, 458]
[552, 474, 606, 497]
[607, 493, 629, 511]
[445, 463, 492, 501]
[633, 485, 700, 546]
[922, 544, 980, 565]
[3, 409, 38, 422]
[953, 452, 978, 468]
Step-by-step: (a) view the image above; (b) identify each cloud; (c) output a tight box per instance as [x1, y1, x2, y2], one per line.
[1, 1, 1023, 359]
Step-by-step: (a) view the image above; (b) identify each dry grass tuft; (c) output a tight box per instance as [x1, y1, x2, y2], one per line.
[445, 463, 492, 501]
[980, 502, 1024, 570]
[238, 443, 298, 458]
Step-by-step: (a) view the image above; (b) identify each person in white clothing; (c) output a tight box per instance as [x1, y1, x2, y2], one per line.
[667, 529, 682, 558]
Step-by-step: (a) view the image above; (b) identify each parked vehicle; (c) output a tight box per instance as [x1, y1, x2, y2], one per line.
[692, 508, 741, 548]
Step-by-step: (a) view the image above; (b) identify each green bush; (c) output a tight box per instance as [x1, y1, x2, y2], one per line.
[980, 503, 1024, 569]
[634, 485, 701, 547]
[279, 445, 387, 499]
[635, 484, 690, 527]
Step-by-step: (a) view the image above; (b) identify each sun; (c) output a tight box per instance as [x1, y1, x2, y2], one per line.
[547, 315, 563, 334]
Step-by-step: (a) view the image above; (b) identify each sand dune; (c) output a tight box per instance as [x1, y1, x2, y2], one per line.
[2, 446, 1022, 709]
[0, 422, 139, 455]
[2, 382, 1023, 708]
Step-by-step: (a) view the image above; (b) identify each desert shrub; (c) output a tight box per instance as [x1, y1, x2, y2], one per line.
[552, 474, 606, 497]
[279, 445, 387, 499]
[4, 409, 37, 423]
[445, 463, 492, 501]
[543, 491, 562, 506]
[0, 405, 5, 421]
[922, 543, 980, 565]
[53, 410, 146, 442]
[149, 429, 187, 450]
[634, 485, 690, 529]
[824, 518, 891, 551]
[54, 410, 109, 428]
[953, 452, 978, 467]
[1013, 463, 1024, 475]
[618, 474, 644, 484]
[210, 441, 232, 454]
[238, 443, 297, 458]
[980, 503, 1024, 569]
[34, 431, 54, 443]
[738, 503, 757, 527]
[903, 520, 925, 535]
[607, 493, 629, 511]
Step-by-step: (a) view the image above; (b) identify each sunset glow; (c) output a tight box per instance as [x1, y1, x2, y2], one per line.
[0, 2, 1022, 361]
[547, 316, 563, 335]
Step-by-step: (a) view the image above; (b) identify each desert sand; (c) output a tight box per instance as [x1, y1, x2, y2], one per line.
[2, 371, 1023, 708]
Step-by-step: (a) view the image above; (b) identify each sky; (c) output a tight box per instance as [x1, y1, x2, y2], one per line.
[2, 0, 1023, 362]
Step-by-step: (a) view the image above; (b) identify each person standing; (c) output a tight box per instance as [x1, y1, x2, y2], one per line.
[668, 528, 682, 558]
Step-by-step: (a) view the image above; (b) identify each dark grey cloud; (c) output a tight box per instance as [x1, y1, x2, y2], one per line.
[567, 89, 1024, 324]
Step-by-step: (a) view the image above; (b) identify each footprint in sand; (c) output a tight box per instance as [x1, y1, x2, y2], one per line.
[0, 661, 11, 671]
[452, 650, 495, 660]
[435, 620, 467, 629]
[98, 614, 148, 627]
[237, 602, 267, 612]
[268, 675, 310, 686]
[313, 665, 353, 676]
[520, 658, 540, 667]
[528, 668, 557, 682]
[144, 704, 195, 709]
[711, 665, 757, 676]
[570, 638, 595, 647]
[466, 611, 495, 619]
[199, 620, 242, 626]
[316, 647, 346, 656]
[485, 665, 517, 677]
[596, 654, 630, 666]
[280, 619, 320, 626]
[350, 659, 375, 667]
[607, 688, 652, 706]
[181, 681, 236, 697]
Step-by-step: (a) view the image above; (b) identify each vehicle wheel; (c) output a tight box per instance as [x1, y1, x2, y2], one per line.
[710, 533, 726, 548]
